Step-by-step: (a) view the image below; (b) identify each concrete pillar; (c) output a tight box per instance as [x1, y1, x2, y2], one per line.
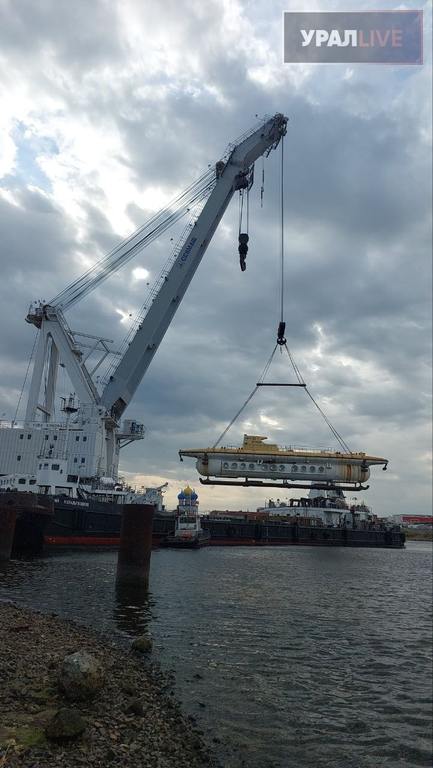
[116, 504, 154, 589]
[0, 503, 17, 562]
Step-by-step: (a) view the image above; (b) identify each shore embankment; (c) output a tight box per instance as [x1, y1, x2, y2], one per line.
[0, 602, 215, 767]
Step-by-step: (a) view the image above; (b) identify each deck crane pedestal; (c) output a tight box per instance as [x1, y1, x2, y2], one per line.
[0, 114, 288, 485]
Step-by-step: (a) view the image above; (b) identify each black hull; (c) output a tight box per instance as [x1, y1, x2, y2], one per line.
[160, 538, 211, 549]
[201, 519, 405, 548]
[44, 496, 174, 546]
[160, 531, 211, 549]
[12, 512, 48, 555]
[2, 492, 55, 556]
[8, 495, 405, 551]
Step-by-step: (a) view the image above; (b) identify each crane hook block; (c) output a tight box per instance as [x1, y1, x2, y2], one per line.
[238, 233, 249, 272]
[277, 321, 286, 346]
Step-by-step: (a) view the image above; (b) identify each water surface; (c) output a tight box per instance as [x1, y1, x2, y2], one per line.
[1, 542, 432, 767]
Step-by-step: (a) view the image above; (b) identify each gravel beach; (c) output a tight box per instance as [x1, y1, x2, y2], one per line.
[0, 602, 215, 767]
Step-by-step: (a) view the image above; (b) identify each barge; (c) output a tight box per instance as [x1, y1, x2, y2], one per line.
[16, 490, 404, 551]
[43, 501, 404, 549]
[4, 466, 404, 552]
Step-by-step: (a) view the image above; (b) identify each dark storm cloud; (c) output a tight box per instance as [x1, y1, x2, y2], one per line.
[0, 187, 77, 306]
[0, 0, 123, 66]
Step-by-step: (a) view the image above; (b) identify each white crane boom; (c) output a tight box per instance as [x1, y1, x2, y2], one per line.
[101, 113, 287, 420]
[13, 114, 287, 482]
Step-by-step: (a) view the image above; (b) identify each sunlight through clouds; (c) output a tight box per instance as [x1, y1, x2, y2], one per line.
[132, 267, 149, 281]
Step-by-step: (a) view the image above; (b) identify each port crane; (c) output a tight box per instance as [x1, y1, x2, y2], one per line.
[0, 114, 288, 482]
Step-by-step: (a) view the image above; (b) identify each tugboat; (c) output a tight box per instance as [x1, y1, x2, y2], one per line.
[161, 486, 210, 549]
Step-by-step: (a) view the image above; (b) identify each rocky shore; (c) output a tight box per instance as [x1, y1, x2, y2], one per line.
[0, 602, 216, 767]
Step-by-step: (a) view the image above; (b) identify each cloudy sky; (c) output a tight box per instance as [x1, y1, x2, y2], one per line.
[0, 0, 431, 515]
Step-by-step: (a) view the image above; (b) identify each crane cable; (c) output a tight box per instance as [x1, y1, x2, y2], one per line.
[51, 168, 216, 311]
[12, 329, 39, 425]
[50, 117, 274, 312]
[212, 344, 278, 448]
[281, 344, 352, 453]
[213, 131, 352, 455]
[276, 134, 351, 453]
[260, 156, 265, 208]
[238, 189, 250, 236]
[280, 134, 285, 326]
[238, 190, 244, 235]
[100, 200, 205, 386]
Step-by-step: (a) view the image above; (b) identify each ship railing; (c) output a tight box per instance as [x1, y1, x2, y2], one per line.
[219, 443, 337, 454]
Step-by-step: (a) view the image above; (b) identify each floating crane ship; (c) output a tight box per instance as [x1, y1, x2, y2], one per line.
[0, 112, 402, 550]
[0, 114, 289, 550]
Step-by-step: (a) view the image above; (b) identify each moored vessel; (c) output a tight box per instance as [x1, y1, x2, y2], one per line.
[0, 115, 291, 553]
[160, 486, 210, 549]
[0, 455, 169, 552]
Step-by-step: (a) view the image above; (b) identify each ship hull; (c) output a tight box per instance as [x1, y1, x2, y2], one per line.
[47, 498, 404, 549]
[2, 492, 55, 556]
[11, 495, 404, 551]
[159, 533, 211, 549]
[12, 510, 50, 554]
[201, 519, 405, 548]
[44, 496, 173, 547]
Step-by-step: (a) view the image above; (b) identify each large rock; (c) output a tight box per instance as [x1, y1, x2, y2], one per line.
[45, 708, 86, 741]
[131, 635, 153, 654]
[59, 651, 104, 701]
[125, 698, 145, 716]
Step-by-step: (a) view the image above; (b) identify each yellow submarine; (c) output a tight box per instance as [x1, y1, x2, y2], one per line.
[179, 434, 388, 491]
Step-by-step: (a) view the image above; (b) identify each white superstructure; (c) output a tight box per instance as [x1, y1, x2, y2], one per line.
[257, 488, 377, 529]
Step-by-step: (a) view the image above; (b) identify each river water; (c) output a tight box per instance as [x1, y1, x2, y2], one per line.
[1, 542, 432, 768]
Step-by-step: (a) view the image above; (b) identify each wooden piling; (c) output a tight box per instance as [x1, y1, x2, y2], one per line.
[116, 504, 154, 589]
